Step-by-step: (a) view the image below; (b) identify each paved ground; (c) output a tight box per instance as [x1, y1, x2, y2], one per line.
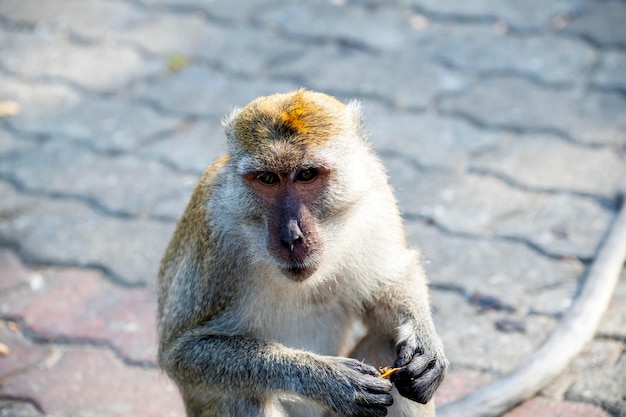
[0, 0, 625, 416]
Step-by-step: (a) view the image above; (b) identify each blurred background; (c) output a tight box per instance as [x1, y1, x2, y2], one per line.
[0, 0, 625, 416]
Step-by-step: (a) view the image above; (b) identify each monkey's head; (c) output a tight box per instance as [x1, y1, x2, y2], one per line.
[222, 89, 372, 282]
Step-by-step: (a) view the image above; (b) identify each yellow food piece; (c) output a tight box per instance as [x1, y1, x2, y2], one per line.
[379, 366, 402, 379]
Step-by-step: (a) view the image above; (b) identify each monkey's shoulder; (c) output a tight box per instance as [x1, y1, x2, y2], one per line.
[158, 156, 230, 281]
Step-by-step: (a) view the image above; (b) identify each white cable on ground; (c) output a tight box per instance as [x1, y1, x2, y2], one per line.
[438, 187, 626, 417]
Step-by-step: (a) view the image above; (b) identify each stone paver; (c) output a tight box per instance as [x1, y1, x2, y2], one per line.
[365, 102, 505, 170]
[0, 140, 198, 218]
[593, 51, 626, 92]
[0, 182, 173, 286]
[0, 252, 159, 364]
[470, 134, 626, 198]
[0, 0, 148, 41]
[0, 75, 182, 152]
[1, 346, 184, 417]
[566, 351, 626, 417]
[505, 397, 612, 417]
[138, 119, 226, 175]
[0, 401, 42, 417]
[388, 165, 614, 258]
[411, 0, 586, 30]
[561, 0, 626, 48]
[0, 29, 162, 93]
[0, 321, 55, 381]
[272, 44, 471, 109]
[440, 77, 626, 146]
[133, 65, 299, 117]
[0, 0, 624, 416]
[428, 26, 597, 85]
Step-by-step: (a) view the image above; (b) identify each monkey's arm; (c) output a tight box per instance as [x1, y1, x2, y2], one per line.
[159, 328, 393, 416]
[365, 252, 448, 404]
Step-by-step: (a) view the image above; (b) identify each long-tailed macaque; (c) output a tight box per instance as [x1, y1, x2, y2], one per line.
[157, 89, 447, 417]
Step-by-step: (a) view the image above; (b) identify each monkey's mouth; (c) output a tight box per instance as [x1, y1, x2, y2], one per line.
[269, 237, 320, 281]
[279, 260, 318, 282]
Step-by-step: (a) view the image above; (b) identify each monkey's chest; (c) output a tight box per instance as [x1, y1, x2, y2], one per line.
[282, 304, 355, 354]
[239, 287, 355, 355]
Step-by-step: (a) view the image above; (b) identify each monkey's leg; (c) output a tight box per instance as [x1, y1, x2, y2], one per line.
[183, 394, 289, 417]
[349, 333, 436, 417]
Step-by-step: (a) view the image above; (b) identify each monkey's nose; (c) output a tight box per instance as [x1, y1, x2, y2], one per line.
[280, 219, 304, 251]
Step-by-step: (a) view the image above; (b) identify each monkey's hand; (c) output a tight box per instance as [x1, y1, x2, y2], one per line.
[390, 337, 448, 404]
[313, 356, 394, 417]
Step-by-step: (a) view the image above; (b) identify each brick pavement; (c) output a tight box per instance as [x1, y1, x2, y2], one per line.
[0, 1, 625, 416]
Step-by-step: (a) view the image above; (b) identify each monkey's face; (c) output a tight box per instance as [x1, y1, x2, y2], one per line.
[244, 165, 327, 281]
[225, 89, 364, 281]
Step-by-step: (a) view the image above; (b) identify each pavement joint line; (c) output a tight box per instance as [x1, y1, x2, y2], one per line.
[129, 89, 225, 118]
[0, 120, 50, 144]
[319, 87, 429, 113]
[0, 395, 44, 414]
[404, 4, 585, 35]
[487, 235, 593, 264]
[403, 212, 594, 263]
[0, 59, 153, 99]
[0, 14, 96, 46]
[468, 69, 579, 90]
[132, 95, 219, 119]
[128, 0, 236, 26]
[0, 238, 146, 289]
[436, 110, 622, 153]
[405, 4, 593, 36]
[377, 148, 430, 172]
[0, 175, 178, 224]
[0, 303, 158, 371]
[12, 324, 160, 370]
[437, 108, 612, 149]
[409, 5, 505, 26]
[561, 30, 626, 51]
[138, 152, 205, 177]
[565, 395, 625, 417]
[429, 282, 471, 298]
[595, 333, 626, 343]
[0, 14, 37, 31]
[0, 68, 156, 98]
[591, 83, 626, 99]
[1, 118, 195, 161]
[467, 166, 621, 208]
[260, 28, 381, 56]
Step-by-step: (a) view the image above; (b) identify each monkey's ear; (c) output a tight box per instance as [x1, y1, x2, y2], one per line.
[345, 100, 363, 121]
[345, 100, 368, 141]
[222, 107, 243, 141]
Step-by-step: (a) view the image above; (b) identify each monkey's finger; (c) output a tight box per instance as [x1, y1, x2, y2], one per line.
[341, 357, 381, 377]
[393, 353, 434, 379]
[394, 341, 418, 368]
[393, 363, 445, 404]
[360, 389, 394, 405]
[362, 375, 393, 393]
[356, 391, 394, 415]
[352, 405, 389, 417]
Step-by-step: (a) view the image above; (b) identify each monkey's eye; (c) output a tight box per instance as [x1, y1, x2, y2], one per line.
[295, 168, 318, 183]
[256, 171, 280, 185]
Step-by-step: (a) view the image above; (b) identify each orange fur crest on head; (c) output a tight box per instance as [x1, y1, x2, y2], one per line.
[232, 89, 347, 155]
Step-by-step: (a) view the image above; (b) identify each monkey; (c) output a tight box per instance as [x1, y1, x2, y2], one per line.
[157, 89, 448, 417]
